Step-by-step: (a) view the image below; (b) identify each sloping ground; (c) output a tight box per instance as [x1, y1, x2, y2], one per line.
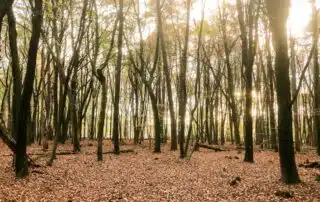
[0, 141, 319, 201]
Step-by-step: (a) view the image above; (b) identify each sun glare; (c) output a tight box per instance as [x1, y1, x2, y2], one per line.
[189, 0, 319, 38]
[137, 0, 320, 39]
[288, 0, 312, 37]
[191, 0, 216, 21]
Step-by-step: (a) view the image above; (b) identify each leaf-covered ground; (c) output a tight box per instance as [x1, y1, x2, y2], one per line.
[0, 140, 320, 201]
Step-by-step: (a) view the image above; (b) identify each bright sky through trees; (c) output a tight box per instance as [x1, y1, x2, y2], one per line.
[137, 0, 318, 40]
[190, 0, 319, 37]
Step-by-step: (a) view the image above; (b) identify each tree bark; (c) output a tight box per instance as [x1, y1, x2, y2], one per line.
[237, 0, 258, 163]
[219, 1, 240, 146]
[7, 6, 22, 141]
[266, 0, 300, 184]
[156, 0, 177, 151]
[15, 0, 43, 178]
[178, 0, 191, 158]
[311, 0, 320, 155]
[96, 69, 107, 161]
[265, 25, 278, 151]
[113, 0, 124, 154]
[290, 37, 301, 152]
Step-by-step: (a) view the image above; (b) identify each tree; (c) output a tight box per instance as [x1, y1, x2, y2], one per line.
[94, 1, 118, 160]
[45, 0, 90, 164]
[290, 37, 301, 152]
[12, 0, 43, 178]
[265, 0, 300, 184]
[311, 0, 320, 155]
[156, 0, 178, 151]
[236, 0, 259, 162]
[178, 0, 191, 158]
[218, 0, 240, 146]
[113, 0, 124, 155]
[264, 20, 278, 151]
[7, 5, 22, 145]
[96, 69, 107, 161]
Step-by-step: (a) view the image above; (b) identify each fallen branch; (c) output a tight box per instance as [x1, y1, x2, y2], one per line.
[0, 124, 16, 153]
[298, 161, 320, 169]
[0, 124, 35, 165]
[196, 143, 227, 152]
[1, 149, 136, 157]
[54, 149, 135, 155]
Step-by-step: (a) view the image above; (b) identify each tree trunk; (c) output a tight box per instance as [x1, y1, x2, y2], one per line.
[15, 0, 43, 178]
[312, 0, 320, 155]
[220, 3, 240, 146]
[266, 0, 300, 184]
[290, 37, 301, 152]
[237, 0, 257, 163]
[96, 70, 107, 161]
[178, 0, 191, 158]
[156, 0, 177, 151]
[113, 0, 124, 154]
[265, 28, 278, 151]
[71, 76, 80, 152]
[7, 6, 22, 141]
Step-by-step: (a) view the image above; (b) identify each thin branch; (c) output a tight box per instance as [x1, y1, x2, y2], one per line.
[290, 43, 315, 106]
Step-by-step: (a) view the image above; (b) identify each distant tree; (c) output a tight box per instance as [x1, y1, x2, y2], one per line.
[311, 0, 320, 155]
[236, 0, 260, 162]
[178, 0, 191, 158]
[156, 0, 178, 151]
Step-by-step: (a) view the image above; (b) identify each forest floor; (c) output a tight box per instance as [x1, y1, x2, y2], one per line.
[0, 140, 320, 202]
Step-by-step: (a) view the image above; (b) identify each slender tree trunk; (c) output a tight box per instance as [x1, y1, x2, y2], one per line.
[7, 7, 22, 141]
[220, 107, 226, 145]
[312, 0, 320, 155]
[220, 2, 240, 146]
[156, 0, 177, 150]
[97, 70, 107, 161]
[237, 0, 256, 163]
[48, 59, 59, 166]
[204, 71, 212, 145]
[213, 96, 219, 144]
[178, 0, 191, 158]
[150, 89, 162, 153]
[290, 37, 301, 152]
[265, 29, 278, 151]
[113, 0, 124, 154]
[89, 93, 97, 140]
[229, 111, 234, 144]
[71, 75, 80, 152]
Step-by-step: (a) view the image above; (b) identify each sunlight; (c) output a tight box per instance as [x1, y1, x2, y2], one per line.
[190, 0, 319, 38]
[137, 0, 319, 39]
[288, 0, 312, 37]
[191, 0, 237, 21]
[190, 0, 216, 21]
